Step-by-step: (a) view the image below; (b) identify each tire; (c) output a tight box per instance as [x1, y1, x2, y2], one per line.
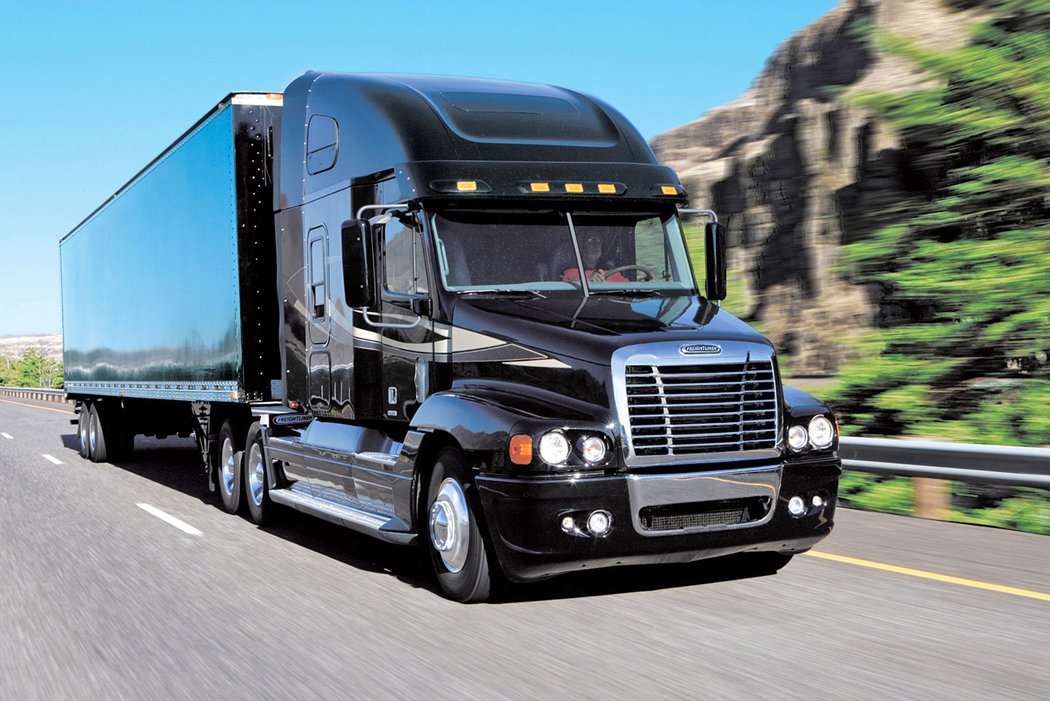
[216, 419, 243, 514]
[78, 403, 91, 458]
[88, 403, 108, 463]
[244, 423, 277, 525]
[425, 447, 496, 603]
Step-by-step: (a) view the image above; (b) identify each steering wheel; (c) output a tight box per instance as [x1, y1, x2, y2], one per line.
[591, 265, 656, 282]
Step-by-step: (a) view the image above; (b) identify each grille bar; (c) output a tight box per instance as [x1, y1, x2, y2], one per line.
[627, 398, 775, 409]
[628, 377, 773, 389]
[629, 390, 776, 401]
[632, 422, 775, 435]
[626, 359, 779, 458]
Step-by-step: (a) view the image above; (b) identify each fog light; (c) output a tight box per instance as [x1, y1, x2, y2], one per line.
[561, 515, 576, 532]
[787, 496, 806, 517]
[586, 510, 612, 536]
[812, 494, 825, 508]
[788, 425, 808, 451]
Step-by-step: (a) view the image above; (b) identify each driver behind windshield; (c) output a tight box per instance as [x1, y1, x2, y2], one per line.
[561, 233, 629, 283]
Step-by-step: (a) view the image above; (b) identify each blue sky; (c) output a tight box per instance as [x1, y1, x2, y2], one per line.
[0, 0, 838, 335]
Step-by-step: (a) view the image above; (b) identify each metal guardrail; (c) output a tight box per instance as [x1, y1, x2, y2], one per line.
[0, 386, 69, 403]
[1, 386, 1047, 488]
[839, 436, 1050, 489]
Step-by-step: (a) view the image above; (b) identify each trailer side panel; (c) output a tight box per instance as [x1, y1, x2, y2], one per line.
[61, 99, 279, 402]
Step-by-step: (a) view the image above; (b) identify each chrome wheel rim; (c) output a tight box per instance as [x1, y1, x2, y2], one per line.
[429, 478, 470, 574]
[248, 442, 265, 507]
[220, 436, 236, 497]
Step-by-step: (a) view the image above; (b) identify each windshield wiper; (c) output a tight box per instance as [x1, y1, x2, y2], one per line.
[586, 288, 668, 297]
[459, 289, 547, 299]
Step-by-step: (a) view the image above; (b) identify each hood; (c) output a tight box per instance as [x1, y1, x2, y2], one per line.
[450, 293, 772, 367]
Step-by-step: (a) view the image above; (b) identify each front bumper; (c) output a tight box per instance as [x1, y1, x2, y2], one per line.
[476, 457, 840, 582]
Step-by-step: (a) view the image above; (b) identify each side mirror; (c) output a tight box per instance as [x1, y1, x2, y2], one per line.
[704, 222, 727, 302]
[342, 219, 378, 309]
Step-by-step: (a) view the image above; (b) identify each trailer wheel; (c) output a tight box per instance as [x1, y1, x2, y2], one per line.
[216, 420, 243, 514]
[78, 403, 92, 458]
[425, 448, 495, 603]
[88, 403, 108, 463]
[244, 423, 276, 525]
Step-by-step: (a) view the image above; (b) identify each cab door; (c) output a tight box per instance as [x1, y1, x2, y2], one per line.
[377, 213, 434, 421]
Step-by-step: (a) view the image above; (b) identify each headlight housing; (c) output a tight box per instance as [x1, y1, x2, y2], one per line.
[786, 414, 837, 452]
[512, 429, 612, 470]
[579, 436, 607, 464]
[538, 431, 571, 465]
[787, 425, 809, 451]
[808, 416, 835, 449]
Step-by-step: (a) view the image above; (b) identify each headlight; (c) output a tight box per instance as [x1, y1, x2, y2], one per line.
[809, 416, 835, 449]
[787, 425, 808, 451]
[538, 431, 571, 465]
[579, 436, 607, 464]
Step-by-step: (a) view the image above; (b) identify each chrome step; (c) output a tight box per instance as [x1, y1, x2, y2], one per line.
[269, 483, 415, 545]
[287, 480, 396, 518]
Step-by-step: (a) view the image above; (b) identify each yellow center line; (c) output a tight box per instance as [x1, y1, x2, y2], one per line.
[0, 398, 75, 415]
[804, 550, 1050, 603]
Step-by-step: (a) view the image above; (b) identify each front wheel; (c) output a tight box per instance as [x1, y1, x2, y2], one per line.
[425, 448, 498, 603]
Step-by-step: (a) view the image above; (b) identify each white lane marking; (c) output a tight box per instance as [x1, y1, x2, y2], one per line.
[42, 454, 63, 465]
[136, 503, 203, 537]
[1, 433, 13, 439]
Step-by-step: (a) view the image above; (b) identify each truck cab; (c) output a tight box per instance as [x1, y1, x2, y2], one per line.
[261, 72, 841, 601]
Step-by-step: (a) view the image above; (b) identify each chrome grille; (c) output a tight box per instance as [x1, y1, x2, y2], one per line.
[625, 360, 778, 457]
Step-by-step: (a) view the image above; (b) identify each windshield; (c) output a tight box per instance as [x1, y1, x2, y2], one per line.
[430, 210, 696, 294]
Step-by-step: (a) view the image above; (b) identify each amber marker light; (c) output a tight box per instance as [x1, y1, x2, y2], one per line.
[598, 183, 617, 194]
[530, 182, 550, 193]
[565, 183, 584, 193]
[456, 180, 478, 191]
[509, 434, 533, 465]
[661, 185, 678, 196]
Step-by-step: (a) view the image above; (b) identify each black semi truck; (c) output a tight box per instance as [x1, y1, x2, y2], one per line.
[61, 71, 841, 602]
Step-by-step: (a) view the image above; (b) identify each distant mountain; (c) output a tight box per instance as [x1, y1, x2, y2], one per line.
[652, 0, 980, 374]
[0, 335, 62, 362]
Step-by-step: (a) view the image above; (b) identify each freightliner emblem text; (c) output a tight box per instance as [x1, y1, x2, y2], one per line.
[680, 344, 722, 355]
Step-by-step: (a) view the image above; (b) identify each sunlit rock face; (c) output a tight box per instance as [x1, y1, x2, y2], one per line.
[652, 0, 981, 374]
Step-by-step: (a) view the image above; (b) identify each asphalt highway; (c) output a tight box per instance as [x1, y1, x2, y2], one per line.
[1, 397, 1048, 700]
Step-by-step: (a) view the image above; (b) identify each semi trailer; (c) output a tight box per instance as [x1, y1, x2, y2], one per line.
[61, 71, 841, 602]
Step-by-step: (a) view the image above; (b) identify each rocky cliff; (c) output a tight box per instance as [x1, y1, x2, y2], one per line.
[652, 0, 981, 374]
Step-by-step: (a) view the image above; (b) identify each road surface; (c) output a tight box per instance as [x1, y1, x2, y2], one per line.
[1, 396, 1048, 700]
